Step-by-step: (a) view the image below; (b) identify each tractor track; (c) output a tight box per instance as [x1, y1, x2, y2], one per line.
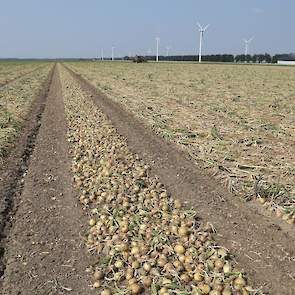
[1, 65, 95, 295]
[0, 64, 55, 284]
[64, 64, 295, 295]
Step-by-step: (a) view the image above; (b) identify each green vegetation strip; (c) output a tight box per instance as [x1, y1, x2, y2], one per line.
[61, 67, 262, 295]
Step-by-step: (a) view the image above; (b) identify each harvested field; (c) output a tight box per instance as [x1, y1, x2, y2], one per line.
[0, 64, 53, 163]
[65, 61, 295, 225]
[61, 66, 257, 295]
[0, 61, 47, 87]
[65, 65, 295, 295]
[0, 63, 294, 295]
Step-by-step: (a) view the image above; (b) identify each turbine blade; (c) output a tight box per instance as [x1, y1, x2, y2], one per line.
[204, 24, 210, 31]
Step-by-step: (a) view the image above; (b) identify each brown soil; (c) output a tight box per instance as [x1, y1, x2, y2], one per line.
[1, 66, 95, 295]
[65, 65, 295, 295]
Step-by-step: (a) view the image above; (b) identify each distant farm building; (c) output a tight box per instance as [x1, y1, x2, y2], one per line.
[277, 54, 295, 65]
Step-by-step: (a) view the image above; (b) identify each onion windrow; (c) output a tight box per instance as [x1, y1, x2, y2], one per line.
[60, 67, 263, 294]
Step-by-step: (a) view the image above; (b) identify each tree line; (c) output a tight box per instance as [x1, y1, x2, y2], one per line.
[123, 53, 292, 63]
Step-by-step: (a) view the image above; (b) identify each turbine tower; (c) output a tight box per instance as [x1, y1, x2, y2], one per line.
[112, 46, 115, 61]
[244, 37, 254, 56]
[101, 48, 104, 61]
[197, 23, 209, 63]
[156, 37, 160, 62]
[166, 46, 171, 57]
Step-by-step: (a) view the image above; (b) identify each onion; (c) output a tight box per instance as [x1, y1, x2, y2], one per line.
[178, 226, 189, 236]
[180, 273, 191, 283]
[194, 272, 204, 282]
[174, 199, 182, 209]
[258, 197, 266, 205]
[157, 258, 167, 267]
[174, 244, 185, 254]
[233, 275, 246, 290]
[159, 287, 168, 294]
[198, 283, 211, 294]
[93, 270, 103, 280]
[101, 289, 111, 295]
[143, 262, 151, 272]
[132, 261, 140, 269]
[223, 262, 231, 273]
[129, 283, 142, 294]
[89, 218, 96, 226]
[114, 260, 124, 268]
[142, 276, 152, 287]
[131, 246, 140, 255]
[214, 258, 224, 270]
[93, 281, 101, 288]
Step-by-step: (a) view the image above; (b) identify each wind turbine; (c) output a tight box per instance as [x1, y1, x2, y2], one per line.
[101, 48, 104, 61]
[197, 23, 209, 63]
[244, 37, 254, 56]
[166, 46, 171, 57]
[156, 37, 160, 62]
[112, 46, 115, 61]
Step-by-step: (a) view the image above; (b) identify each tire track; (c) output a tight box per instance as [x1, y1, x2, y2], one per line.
[1, 65, 95, 295]
[0, 64, 55, 285]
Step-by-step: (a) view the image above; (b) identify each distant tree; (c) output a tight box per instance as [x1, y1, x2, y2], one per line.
[245, 54, 252, 63]
[272, 55, 279, 63]
[258, 54, 265, 63]
[264, 53, 272, 63]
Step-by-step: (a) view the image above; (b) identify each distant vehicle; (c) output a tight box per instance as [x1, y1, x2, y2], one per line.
[131, 55, 147, 63]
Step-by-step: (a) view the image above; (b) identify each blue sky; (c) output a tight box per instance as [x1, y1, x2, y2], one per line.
[0, 0, 293, 58]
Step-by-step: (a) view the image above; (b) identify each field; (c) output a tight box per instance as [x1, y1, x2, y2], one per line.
[0, 63, 52, 163]
[0, 61, 294, 295]
[0, 61, 45, 86]
[66, 61, 295, 222]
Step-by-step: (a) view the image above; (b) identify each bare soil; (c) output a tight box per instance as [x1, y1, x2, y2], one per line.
[65, 65, 295, 295]
[1, 66, 95, 295]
